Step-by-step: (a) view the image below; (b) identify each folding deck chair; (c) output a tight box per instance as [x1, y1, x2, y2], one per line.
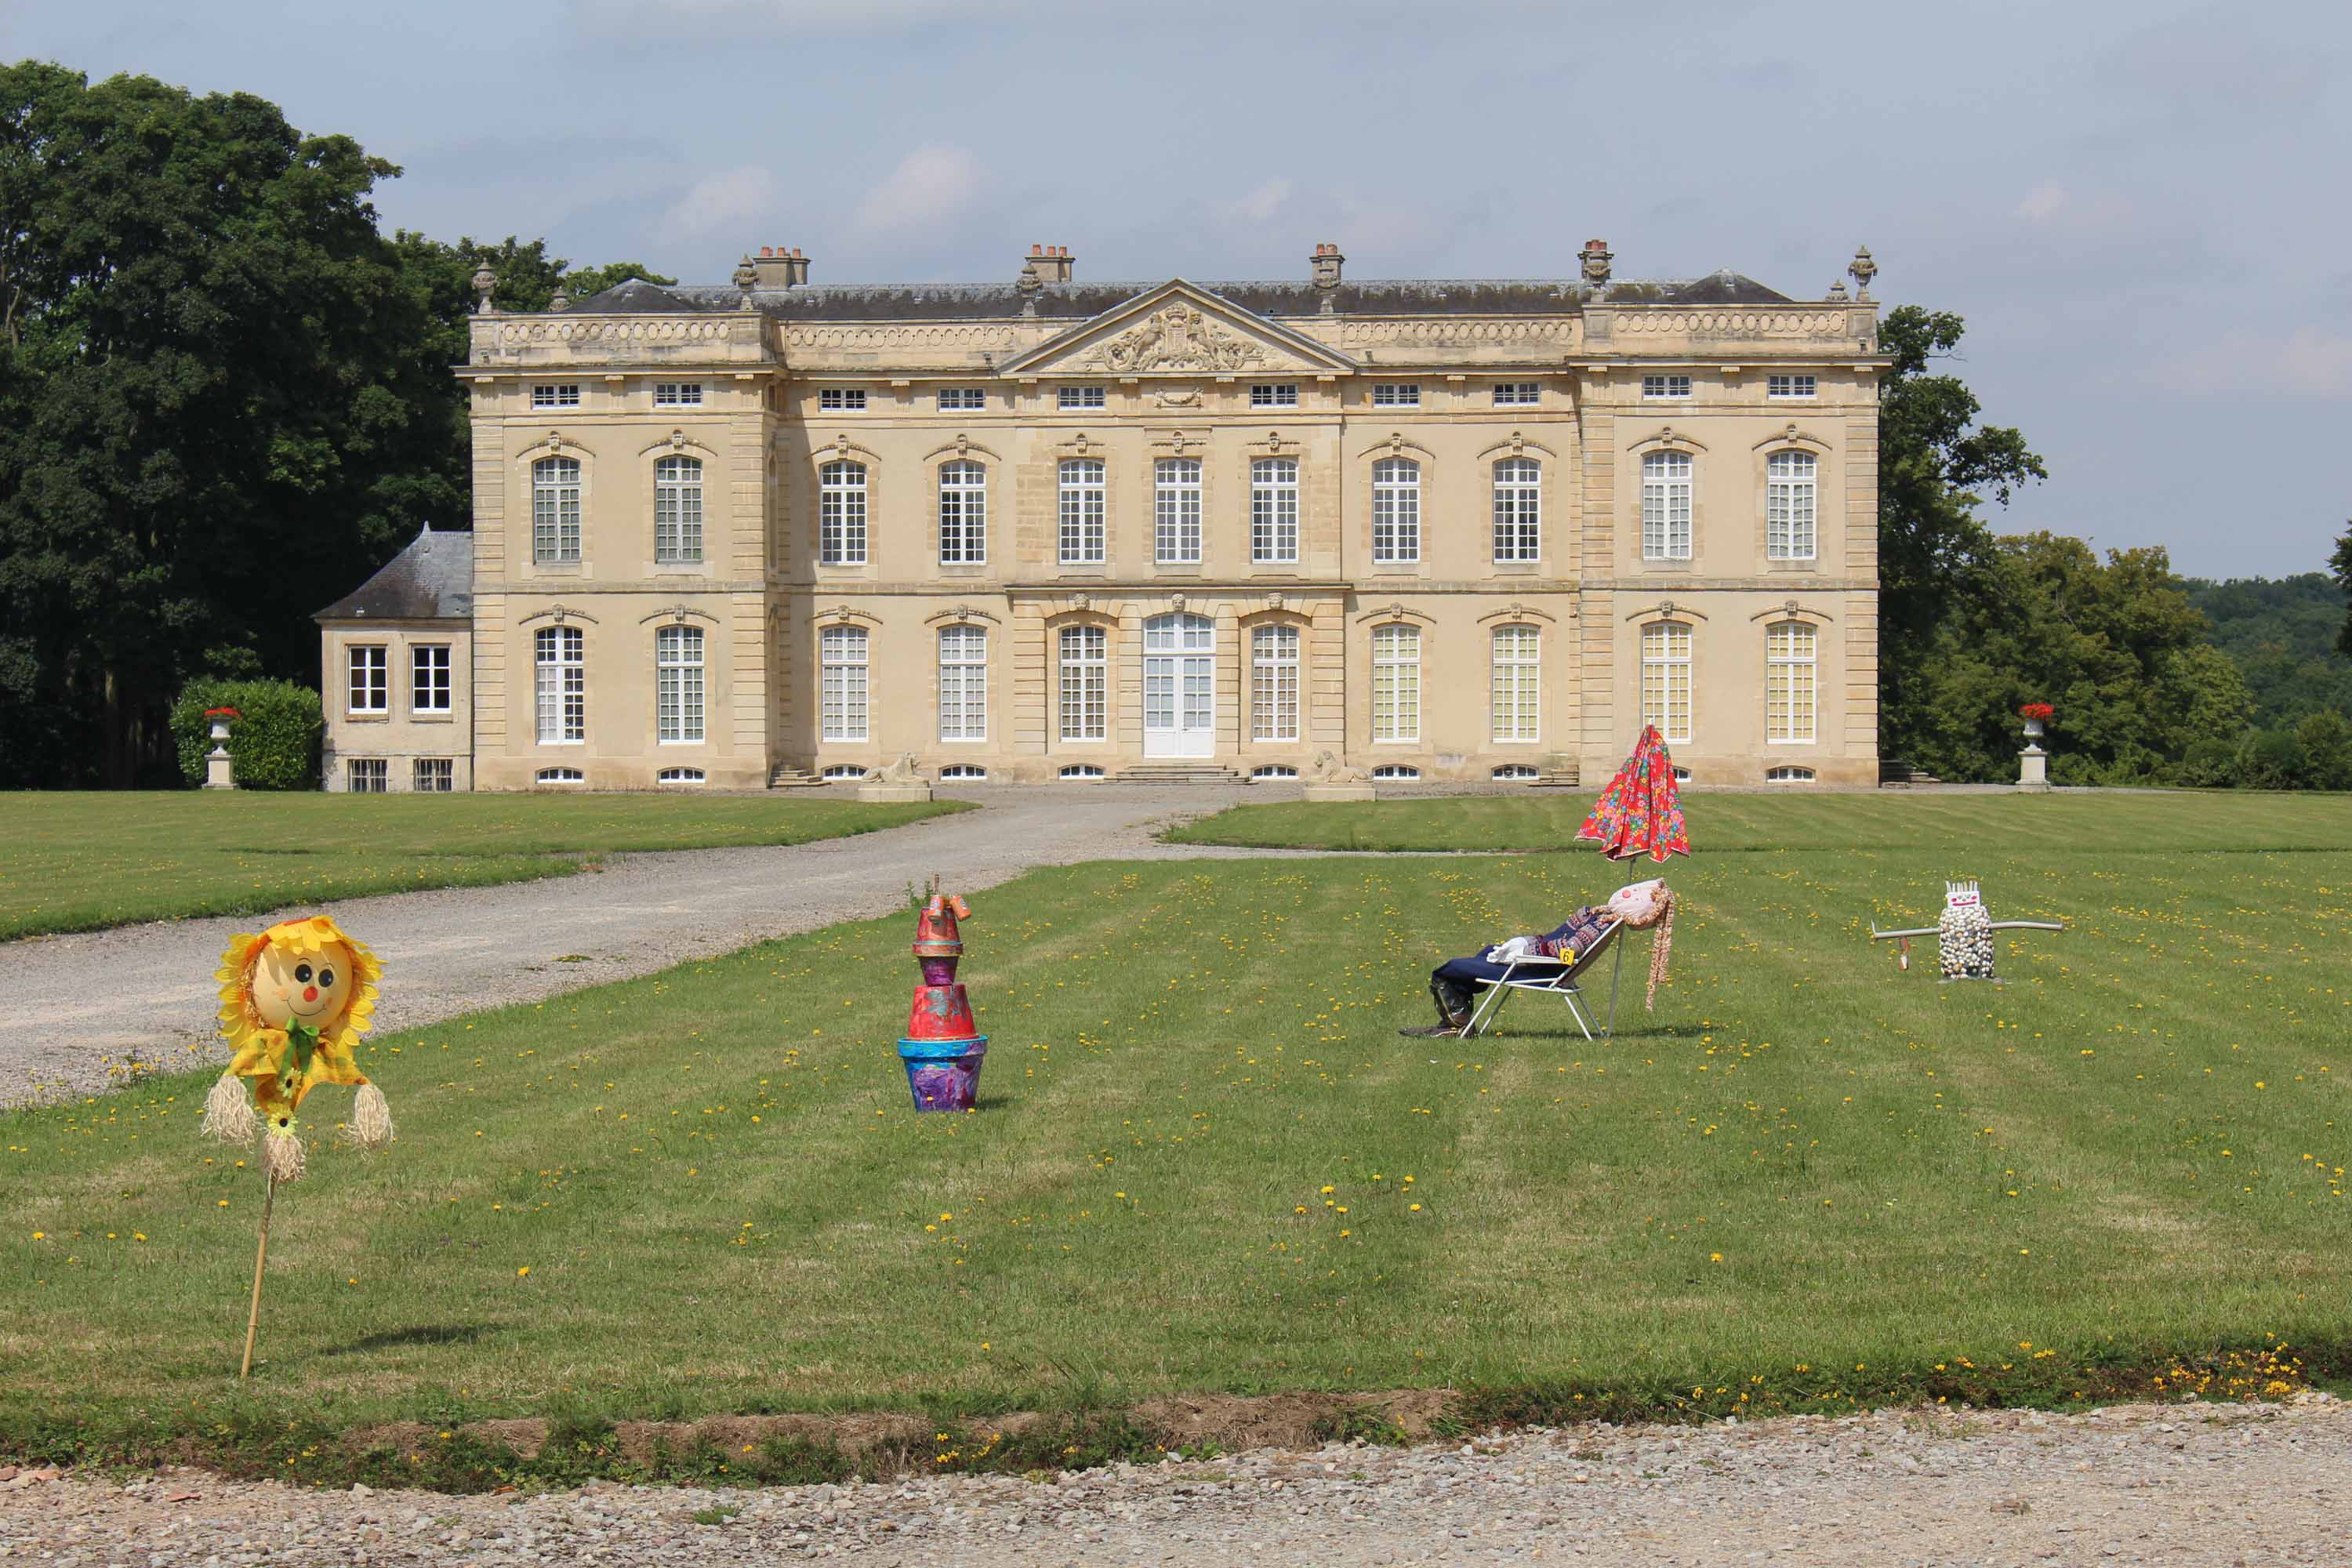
[1454, 920, 1628, 1041]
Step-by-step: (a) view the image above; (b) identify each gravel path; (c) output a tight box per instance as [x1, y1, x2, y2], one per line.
[0, 784, 1308, 1108]
[3, 1396, 2343, 1565]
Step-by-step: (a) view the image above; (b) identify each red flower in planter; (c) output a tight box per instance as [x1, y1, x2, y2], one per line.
[2017, 703, 2054, 721]
[204, 707, 242, 720]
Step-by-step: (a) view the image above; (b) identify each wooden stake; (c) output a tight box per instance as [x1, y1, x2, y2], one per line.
[239, 1171, 277, 1380]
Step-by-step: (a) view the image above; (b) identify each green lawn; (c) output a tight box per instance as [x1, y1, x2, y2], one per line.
[4, 793, 2347, 1466]
[0, 791, 967, 939]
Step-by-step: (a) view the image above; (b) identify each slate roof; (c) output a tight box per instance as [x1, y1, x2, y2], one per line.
[314, 526, 472, 622]
[568, 269, 1792, 322]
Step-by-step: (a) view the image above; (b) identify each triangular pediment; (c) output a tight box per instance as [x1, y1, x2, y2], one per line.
[997, 280, 1359, 378]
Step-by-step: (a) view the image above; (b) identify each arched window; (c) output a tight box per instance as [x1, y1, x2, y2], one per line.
[1766, 621, 1817, 743]
[1492, 457, 1540, 562]
[1372, 624, 1421, 742]
[1058, 763, 1105, 781]
[1641, 450, 1692, 561]
[1766, 450, 1817, 561]
[1251, 622, 1300, 742]
[1058, 459, 1105, 564]
[534, 766, 584, 785]
[1640, 622, 1691, 744]
[938, 459, 986, 565]
[820, 763, 868, 782]
[1058, 623, 1106, 741]
[1251, 458, 1298, 564]
[1765, 765, 1815, 783]
[1154, 457, 1202, 564]
[654, 456, 702, 564]
[938, 624, 987, 742]
[1371, 457, 1420, 564]
[938, 764, 988, 780]
[655, 624, 704, 743]
[656, 766, 706, 784]
[1250, 764, 1298, 781]
[532, 456, 581, 564]
[1490, 625, 1540, 743]
[819, 625, 868, 741]
[1370, 764, 1421, 781]
[534, 625, 585, 744]
[818, 460, 867, 565]
[1492, 764, 1539, 781]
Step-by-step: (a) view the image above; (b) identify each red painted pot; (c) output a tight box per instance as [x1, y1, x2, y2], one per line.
[906, 984, 977, 1041]
[912, 905, 964, 960]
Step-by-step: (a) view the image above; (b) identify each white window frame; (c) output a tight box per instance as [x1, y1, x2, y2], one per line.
[1058, 623, 1107, 742]
[655, 455, 703, 564]
[347, 757, 388, 793]
[412, 757, 454, 791]
[1058, 385, 1105, 410]
[1250, 383, 1299, 408]
[1251, 622, 1301, 742]
[1058, 459, 1105, 565]
[1250, 457, 1299, 564]
[937, 624, 987, 742]
[1493, 381, 1541, 407]
[1371, 457, 1421, 564]
[1766, 450, 1817, 561]
[653, 382, 703, 408]
[938, 764, 988, 781]
[938, 387, 987, 410]
[531, 383, 579, 409]
[1250, 764, 1298, 781]
[1153, 458, 1203, 564]
[1058, 764, 1106, 781]
[1371, 383, 1421, 408]
[818, 388, 867, 411]
[532, 456, 581, 564]
[1766, 621, 1817, 745]
[347, 644, 387, 715]
[1492, 763, 1539, 781]
[1491, 457, 1541, 563]
[820, 764, 868, 782]
[410, 644, 451, 714]
[1371, 623, 1421, 743]
[535, 766, 585, 785]
[1642, 374, 1691, 400]
[1640, 622, 1692, 746]
[655, 624, 705, 744]
[819, 625, 869, 742]
[535, 625, 585, 745]
[938, 459, 987, 565]
[1370, 764, 1421, 781]
[657, 766, 706, 784]
[1765, 764, 1816, 783]
[1490, 625, 1541, 744]
[1641, 450, 1693, 561]
[1766, 373, 1817, 400]
[819, 460, 868, 566]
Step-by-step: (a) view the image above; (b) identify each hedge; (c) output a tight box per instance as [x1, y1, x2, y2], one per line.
[169, 679, 324, 790]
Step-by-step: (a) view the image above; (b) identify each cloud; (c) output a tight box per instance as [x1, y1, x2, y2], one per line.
[1223, 179, 1292, 226]
[2153, 326, 2352, 398]
[851, 145, 985, 241]
[660, 165, 780, 238]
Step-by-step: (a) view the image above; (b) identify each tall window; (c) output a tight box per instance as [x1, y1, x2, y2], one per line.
[532, 456, 580, 564]
[1371, 457, 1421, 564]
[534, 625, 585, 744]
[1372, 624, 1421, 742]
[1491, 625, 1541, 742]
[1250, 458, 1298, 564]
[347, 646, 387, 713]
[1766, 621, 1817, 743]
[1058, 624, 1106, 741]
[655, 624, 704, 743]
[1251, 623, 1300, 742]
[819, 626, 868, 742]
[1058, 459, 1105, 564]
[411, 645, 451, 713]
[1641, 450, 1693, 561]
[819, 460, 867, 565]
[1640, 622, 1692, 744]
[938, 460, 986, 564]
[938, 625, 987, 742]
[1492, 458, 1541, 562]
[654, 456, 702, 564]
[1766, 450, 1817, 561]
[1154, 458, 1202, 564]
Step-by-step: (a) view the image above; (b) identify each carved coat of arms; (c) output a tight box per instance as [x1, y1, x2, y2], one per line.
[1084, 304, 1265, 374]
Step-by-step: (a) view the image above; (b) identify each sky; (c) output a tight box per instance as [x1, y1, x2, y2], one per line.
[5, 0, 2347, 579]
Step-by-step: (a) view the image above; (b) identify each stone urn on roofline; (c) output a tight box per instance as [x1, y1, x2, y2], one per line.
[2016, 704, 2053, 793]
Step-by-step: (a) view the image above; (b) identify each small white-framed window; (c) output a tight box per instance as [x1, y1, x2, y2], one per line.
[1250, 764, 1298, 781]
[1493, 381, 1541, 406]
[1371, 457, 1421, 564]
[819, 460, 868, 565]
[938, 387, 987, 410]
[413, 757, 454, 791]
[347, 645, 387, 714]
[1251, 622, 1301, 742]
[819, 625, 869, 742]
[1640, 622, 1692, 745]
[657, 766, 706, 785]
[531, 383, 579, 409]
[938, 459, 986, 565]
[411, 644, 451, 713]
[818, 388, 867, 411]
[1766, 374, 1817, 400]
[655, 624, 705, 744]
[535, 766, 585, 785]
[1058, 459, 1105, 564]
[654, 382, 703, 408]
[1250, 383, 1299, 408]
[1058, 623, 1107, 741]
[1058, 385, 1105, 410]
[532, 456, 581, 564]
[938, 624, 987, 742]
[1058, 763, 1106, 781]
[655, 455, 703, 564]
[347, 757, 388, 793]
[1371, 382, 1421, 408]
[1154, 458, 1203, 564]
[1765, 764, 1816, 783]
[1371, 764, 1421, 781]
[1766, 450, 1817, 561]
[1250, 457, 1298, 564]
[1492, 763, 1539, 781]
[938, 764, 989, 781]
[1641, 450, 1693, 561]
[1642, 374, 1691, 400]
[1766, 621, 1817, 744]
[535, 625, 586, 744]
[1372, 623, 1421, 743]
[819, 764, 868, 782]
[1492, 457, 1541, 562]
[1673, 765, 1693, 782]
[1490, 624, 1541, 743]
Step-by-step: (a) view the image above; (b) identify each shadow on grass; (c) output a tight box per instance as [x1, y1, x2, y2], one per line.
[318, 1323, 500, 1358]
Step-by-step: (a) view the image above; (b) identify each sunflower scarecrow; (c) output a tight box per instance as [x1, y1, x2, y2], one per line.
[199, 915, 394, 1375]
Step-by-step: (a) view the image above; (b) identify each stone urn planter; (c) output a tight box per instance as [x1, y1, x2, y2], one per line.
[203, 707, 241, 790]
[2016, 704, 2053, 792]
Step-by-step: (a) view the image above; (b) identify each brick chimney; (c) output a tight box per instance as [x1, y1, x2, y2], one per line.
[752, 246, 810, 289]
[1026, 244, 1074, 285]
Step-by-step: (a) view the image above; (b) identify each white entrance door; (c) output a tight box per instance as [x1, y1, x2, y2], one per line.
[1143, 612, 1216, 758]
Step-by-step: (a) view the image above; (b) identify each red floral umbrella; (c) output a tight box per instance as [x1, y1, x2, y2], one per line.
[1576, 724, 1690, 862]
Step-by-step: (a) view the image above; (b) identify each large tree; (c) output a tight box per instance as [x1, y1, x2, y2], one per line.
[2331, 520, 2352, 658]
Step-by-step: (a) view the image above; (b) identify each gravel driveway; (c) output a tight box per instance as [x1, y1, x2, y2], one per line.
[2, 1396, 2343, 1565]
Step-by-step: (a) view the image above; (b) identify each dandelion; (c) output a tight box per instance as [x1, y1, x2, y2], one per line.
[517, 1265, 531, 1277]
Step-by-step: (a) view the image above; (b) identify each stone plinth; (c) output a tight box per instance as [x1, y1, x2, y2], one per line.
[204, 723, 236, 790]
[2016, 747, 2050, 792]
[1301, 782, 1375, 803]
[858, 781, 935, 803]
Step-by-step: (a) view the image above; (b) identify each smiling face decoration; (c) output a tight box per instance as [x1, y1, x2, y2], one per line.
[202, 915, 393, 1179]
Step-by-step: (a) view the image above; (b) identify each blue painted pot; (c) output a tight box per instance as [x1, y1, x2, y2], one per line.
[897, 1036, 988, 1112]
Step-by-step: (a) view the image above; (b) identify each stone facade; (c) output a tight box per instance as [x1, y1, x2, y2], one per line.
[318, 243, 1887, 789]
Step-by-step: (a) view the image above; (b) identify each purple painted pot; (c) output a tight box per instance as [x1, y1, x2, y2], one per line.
[897, 1036, 987, 1112]
[919, 955, 959, 987]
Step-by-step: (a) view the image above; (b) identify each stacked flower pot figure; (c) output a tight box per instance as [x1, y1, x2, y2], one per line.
[898, 890, 987, 1111]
